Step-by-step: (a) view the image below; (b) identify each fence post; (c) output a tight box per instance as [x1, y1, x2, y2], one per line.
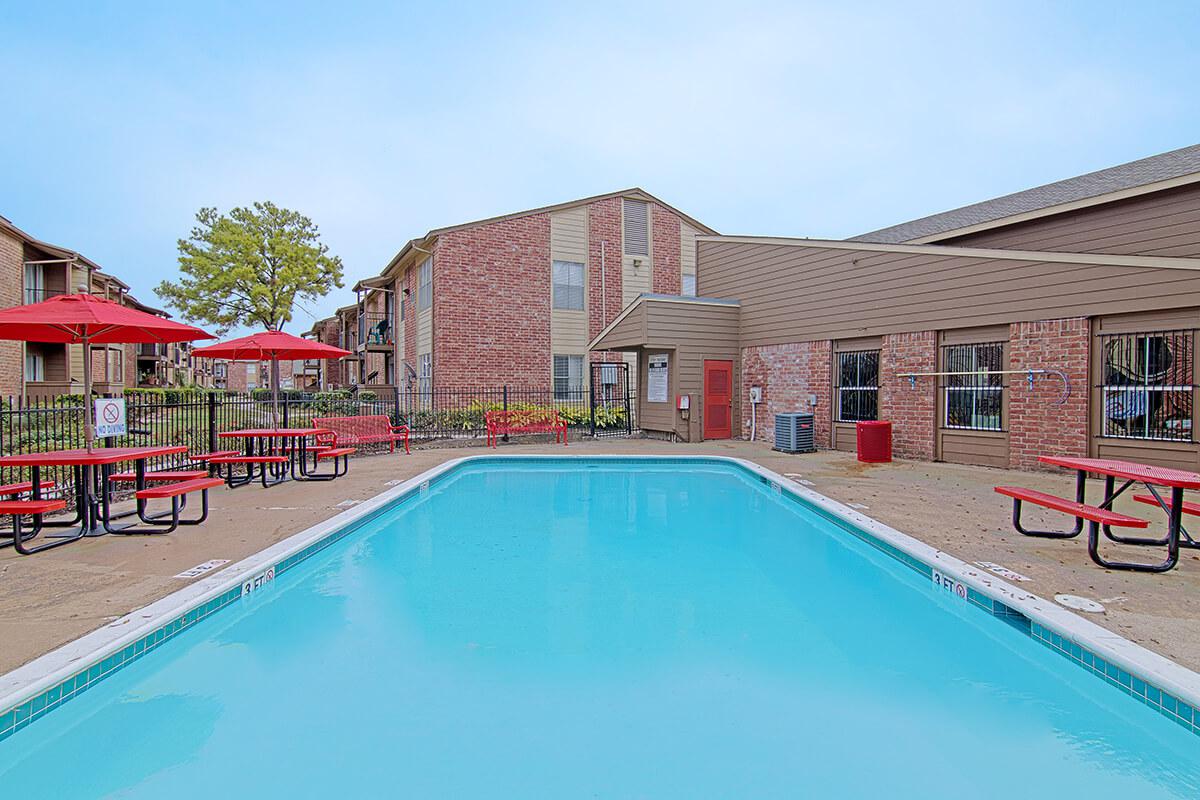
[282, 394, 290, 428]
[502, 385, 509, 442]
[207, 392, 218, 453]
[393, 386, 401, 424]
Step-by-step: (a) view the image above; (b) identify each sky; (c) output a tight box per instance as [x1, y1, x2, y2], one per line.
[2, 1, 1198, 332]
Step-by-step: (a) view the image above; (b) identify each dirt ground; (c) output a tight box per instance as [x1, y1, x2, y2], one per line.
[2, 438, 1198, 675]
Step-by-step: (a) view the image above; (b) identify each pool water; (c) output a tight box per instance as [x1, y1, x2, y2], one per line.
[1, 459, 1197, 798]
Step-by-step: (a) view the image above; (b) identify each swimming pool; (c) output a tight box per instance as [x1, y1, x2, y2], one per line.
[0, 456, 1198, 797]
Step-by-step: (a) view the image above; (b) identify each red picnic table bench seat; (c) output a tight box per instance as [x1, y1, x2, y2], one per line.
[484, 410, 568, 448]
[109, 470, 209, 483]
[1133, 493, 1200, 516]
[994, 486, 1149, 528]
[312, 415, 409, 454]
[0, 480, 56, 497]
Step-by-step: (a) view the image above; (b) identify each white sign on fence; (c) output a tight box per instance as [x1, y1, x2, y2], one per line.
[94, 397, 127, 438]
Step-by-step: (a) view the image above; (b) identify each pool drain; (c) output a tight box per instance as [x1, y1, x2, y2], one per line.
[1054, 594, 1105, 613]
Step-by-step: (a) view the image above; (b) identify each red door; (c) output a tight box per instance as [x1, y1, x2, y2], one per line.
[703, 359, 734, 439]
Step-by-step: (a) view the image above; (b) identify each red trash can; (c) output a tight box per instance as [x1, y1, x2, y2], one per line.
[856, 421, 892, 463]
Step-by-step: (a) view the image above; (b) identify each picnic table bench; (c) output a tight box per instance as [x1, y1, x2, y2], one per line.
[484, 410, 568, 448]
[996, 456, 1200, 573]
[312, 415, 409, 454]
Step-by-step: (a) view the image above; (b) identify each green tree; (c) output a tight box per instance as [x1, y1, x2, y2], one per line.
[157, 202, 344, 332]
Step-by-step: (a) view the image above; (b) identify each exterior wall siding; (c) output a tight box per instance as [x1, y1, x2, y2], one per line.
[432, 215, 552, 386]
[0, 232, 23, 397]
[740, 341, 832, 447]
[879, 331, 938, 461]
[940, 182, 1200, 258]
[1007, 317, 1090, 470]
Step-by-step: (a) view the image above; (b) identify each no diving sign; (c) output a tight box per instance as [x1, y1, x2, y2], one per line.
[94, 397, 127, 438]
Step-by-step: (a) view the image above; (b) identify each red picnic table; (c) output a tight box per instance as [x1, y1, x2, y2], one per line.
[998, 455, 1200, 573]
[216, 428, 344, 485]
[0, 445, 188, 553]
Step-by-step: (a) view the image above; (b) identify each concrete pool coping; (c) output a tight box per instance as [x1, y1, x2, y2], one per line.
[2, 453, 1199, 741]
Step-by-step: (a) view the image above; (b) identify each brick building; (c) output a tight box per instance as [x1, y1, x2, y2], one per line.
[591, 144, 1200, 471]
[325, 189, 712, 396]
[0, 214, 182, 400]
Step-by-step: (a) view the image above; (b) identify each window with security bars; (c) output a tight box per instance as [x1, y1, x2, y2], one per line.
[554, 354, 585, 399]
[1099, 329, 1194, 441]
[553, 261, 585, 310]
[943, 342, 1004, 431]
[836, 350, 879, 422]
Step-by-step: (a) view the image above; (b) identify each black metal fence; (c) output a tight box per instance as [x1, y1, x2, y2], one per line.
[0, 386, 637, 504]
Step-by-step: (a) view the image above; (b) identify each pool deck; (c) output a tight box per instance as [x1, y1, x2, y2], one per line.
[2, 438, 1198, 676]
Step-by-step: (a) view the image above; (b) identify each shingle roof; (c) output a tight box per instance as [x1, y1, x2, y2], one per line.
[851, 143, 1200, 244]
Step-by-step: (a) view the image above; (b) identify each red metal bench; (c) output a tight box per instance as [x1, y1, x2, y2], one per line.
[106, 477, 225, 534]
[1133, 493, 1200, 516]
[995, 486, 1148, 540]
[0, 480, 56, 497]
[1, 498, 68, 555]
[109, 470, 209, 483]
[312, 415, 410, 454]
[207, 455, 290, 488]
[484, 410, 568, 448]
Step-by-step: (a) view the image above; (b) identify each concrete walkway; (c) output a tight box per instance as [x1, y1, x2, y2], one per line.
[2, 439, 1197, 675]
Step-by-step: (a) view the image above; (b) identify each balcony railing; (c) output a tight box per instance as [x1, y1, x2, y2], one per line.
[358, 313, 394, 348]
[23, 287, 66, 305]
[137, 343, 168, 359]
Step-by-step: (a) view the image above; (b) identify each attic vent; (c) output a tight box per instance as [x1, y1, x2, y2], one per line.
[623, 198, 649, 256]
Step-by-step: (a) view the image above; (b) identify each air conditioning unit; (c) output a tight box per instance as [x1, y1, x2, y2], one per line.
[774, 413, 815, 454]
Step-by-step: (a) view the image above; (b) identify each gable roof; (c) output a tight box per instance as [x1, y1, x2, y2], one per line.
[851, 143, 1200, 244]
[379, 188, 716, 278]
[0, 213, 104, 271]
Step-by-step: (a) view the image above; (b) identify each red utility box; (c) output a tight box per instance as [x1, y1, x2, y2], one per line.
[856, 421, 892, 463]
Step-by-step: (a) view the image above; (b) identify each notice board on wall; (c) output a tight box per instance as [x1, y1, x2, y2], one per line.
[647, 354, 669, 403]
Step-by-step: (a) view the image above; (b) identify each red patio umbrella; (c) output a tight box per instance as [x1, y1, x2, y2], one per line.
[0, 291, 216, 445]
[191, 330, 350, 422]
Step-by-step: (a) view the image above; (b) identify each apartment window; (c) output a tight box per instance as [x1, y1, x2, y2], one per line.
[419, 353, 432, 394]
[554, 354, 585, 400]
[418, 258, 432, 310]
[1100, 329, 1195, 441]
[552, 260, 585, 310]
[399, 294, 406, 322]
[247, 363, 258, 391]
[836, 350, 879, 422]
[25, 348, 44, 382]
[681, 273, 697, 297]
[943, 342, 1004, 431]
[109, 348, 123, 380]
[623, 198, 649, 256]
[23, 263, 44, 305]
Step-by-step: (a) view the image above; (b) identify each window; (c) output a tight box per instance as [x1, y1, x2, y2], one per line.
[681, 273, 697, 297]
[24, 348, 44, 382]
[553, 260, 585, 310]
[23, 263, 44, 305]
[418, 258, 432, 310]
[419, 353, 432, 394]
[399, 294, 406, 322]
[109, 348, 123, 380]
[836, 350, 879, 422]
[623, 198, 649, 256]
[1100, 329, 1194, 441]
[943, 342, 1004, 431]
[246, 363, 258, 391]
[553, 354, 585, 400]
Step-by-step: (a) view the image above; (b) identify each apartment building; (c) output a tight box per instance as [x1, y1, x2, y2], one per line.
[591, 144, 1200, 471]
[332, 189, 712, 398]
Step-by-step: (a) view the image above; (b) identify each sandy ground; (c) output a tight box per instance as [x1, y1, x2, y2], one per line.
[2, 438, 1198, 675]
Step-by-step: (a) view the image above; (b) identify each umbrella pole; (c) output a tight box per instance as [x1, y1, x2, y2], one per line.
[82, 332, 95, 451]
[272, 359, 280, 428]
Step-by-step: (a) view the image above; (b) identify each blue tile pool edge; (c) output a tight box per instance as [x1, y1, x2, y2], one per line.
[0, 454, 1197, 744]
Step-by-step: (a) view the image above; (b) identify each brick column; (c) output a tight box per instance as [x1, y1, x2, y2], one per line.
[879, 331, 937, 460]
[740, 341, 832, 446]
[1008, 317, 1090, 470]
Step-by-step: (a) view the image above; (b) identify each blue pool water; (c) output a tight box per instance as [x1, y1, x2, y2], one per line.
[1, 458, 1198, 798]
